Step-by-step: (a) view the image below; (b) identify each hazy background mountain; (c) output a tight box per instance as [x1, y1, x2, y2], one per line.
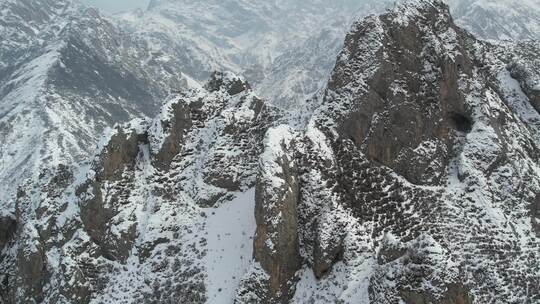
[80, 0, 149, 12]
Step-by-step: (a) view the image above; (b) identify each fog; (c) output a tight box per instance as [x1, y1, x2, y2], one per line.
[80, 0, 150, 13]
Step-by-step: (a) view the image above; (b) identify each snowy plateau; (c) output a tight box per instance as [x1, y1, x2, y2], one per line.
[0, 0, 540, 303]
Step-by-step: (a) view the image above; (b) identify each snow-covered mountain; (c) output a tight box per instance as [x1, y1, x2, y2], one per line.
[3, 0, 538, 214]
[115, 0, 540, 110]
[0, 0, 192, 209]
[0, 72, 279, 303]
[449, 0, 540, 40]
[242, 1, 540, 302]
[118, 0, 395, 108]
[0, 0, 398, 212]
[1, 0, 540, 303]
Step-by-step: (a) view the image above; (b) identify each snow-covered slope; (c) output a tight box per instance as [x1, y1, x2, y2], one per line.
[1, 0, 540, 303]
[448, 0, 540, 40]
[118, 0, 394, 108]
[0, 72, 280, 303]
[0, 0, 190, 209]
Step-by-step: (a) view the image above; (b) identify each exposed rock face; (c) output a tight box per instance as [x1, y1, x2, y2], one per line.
[0, 216, 16, 252]
[151, 101, 192, 170]
[206, 71, 252, 96]
[533, 194, 540, 236]
[0, 73, 278, 303]
[332, 1, 475, 186]
[97, 129, 141, 181]
[3, 0, 540, 303]
[505, 41, 540, 115]
[250, 1, 540, 303]
[253, 126, 302, 303]
[238, 3, 540, 303]
[401, 283, 472, 304]
[78, 128, 143, 263]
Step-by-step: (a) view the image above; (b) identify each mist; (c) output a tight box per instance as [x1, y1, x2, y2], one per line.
[80, 0, 150, 13]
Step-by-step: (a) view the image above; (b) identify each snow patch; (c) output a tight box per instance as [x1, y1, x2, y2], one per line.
[204, 188, 257, 304]
[259, 125, 296, 189]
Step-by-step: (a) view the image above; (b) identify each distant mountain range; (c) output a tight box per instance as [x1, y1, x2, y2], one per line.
[1, 0, 539, 303]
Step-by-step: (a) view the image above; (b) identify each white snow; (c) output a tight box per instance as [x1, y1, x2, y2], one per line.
[293, 259, 376, 304]
[259, 125, 296, 188]
[2, 0, 540, 303]
[203, 188, 257, 304]
[305, 121, 334, 162]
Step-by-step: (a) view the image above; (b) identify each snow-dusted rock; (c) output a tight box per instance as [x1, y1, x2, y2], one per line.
[252, 125, 302, 302]
[248, 0, 540, 303]
[0, 0, 189, 210]
[2, 0, 540, 303]
[0, 73, 279, 303]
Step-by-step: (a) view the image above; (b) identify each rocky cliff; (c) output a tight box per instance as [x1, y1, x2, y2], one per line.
[0, 0, 190, 210]
[1, 0, 540, 303]
[0, 72, 279, 303]
[240, 0, 540, 303]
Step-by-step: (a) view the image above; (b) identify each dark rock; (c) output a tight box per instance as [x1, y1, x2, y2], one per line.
[205, 71, 251, 95]
[138, 237, 170, 262]
[313, 229, 343, 279]
[401, 283, 472, 304]
[152, 101, 193, 170]
[77, 128, 142, 263]
[79, 183, 124, 261]
[0, 216, 16, 252]
[533, 194, 540, 236]
[508, 61, 540, 114]
[96, 128, 140, 182]
[292, 1, 540, 302]
[377, 233, 407, 265]
[16, 243, 46, 303]
[253, 130, 301, 303]
[332, 1, 474, 186]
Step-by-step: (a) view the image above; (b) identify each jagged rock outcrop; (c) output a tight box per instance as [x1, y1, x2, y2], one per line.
[533, 194, 540, 236]
[150, 99, 192, 170]
[78, 128, 143, 263]
[3, 0, 540, 303]
[503, 41, 540, 114]
[331, 1, 475, 185]
[245, 1, 540, 303]
[252, 126, 302, 302]
[0, 216, 16, 253]
[0, 72, 278, 303]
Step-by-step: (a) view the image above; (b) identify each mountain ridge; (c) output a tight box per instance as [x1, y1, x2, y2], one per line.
[0, 0, 191, 209]
[1, 0, 540, 303]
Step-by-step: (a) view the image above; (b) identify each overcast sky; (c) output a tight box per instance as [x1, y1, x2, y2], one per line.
[81, 0, 150, 13]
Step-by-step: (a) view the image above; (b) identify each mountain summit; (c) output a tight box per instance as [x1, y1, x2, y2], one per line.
[1, 0, 540, 303]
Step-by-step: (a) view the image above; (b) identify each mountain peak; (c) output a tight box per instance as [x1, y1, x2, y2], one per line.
[1, 0, 540, 303]
[386, 0, 451, 26]
[205, 71, 252, 96]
